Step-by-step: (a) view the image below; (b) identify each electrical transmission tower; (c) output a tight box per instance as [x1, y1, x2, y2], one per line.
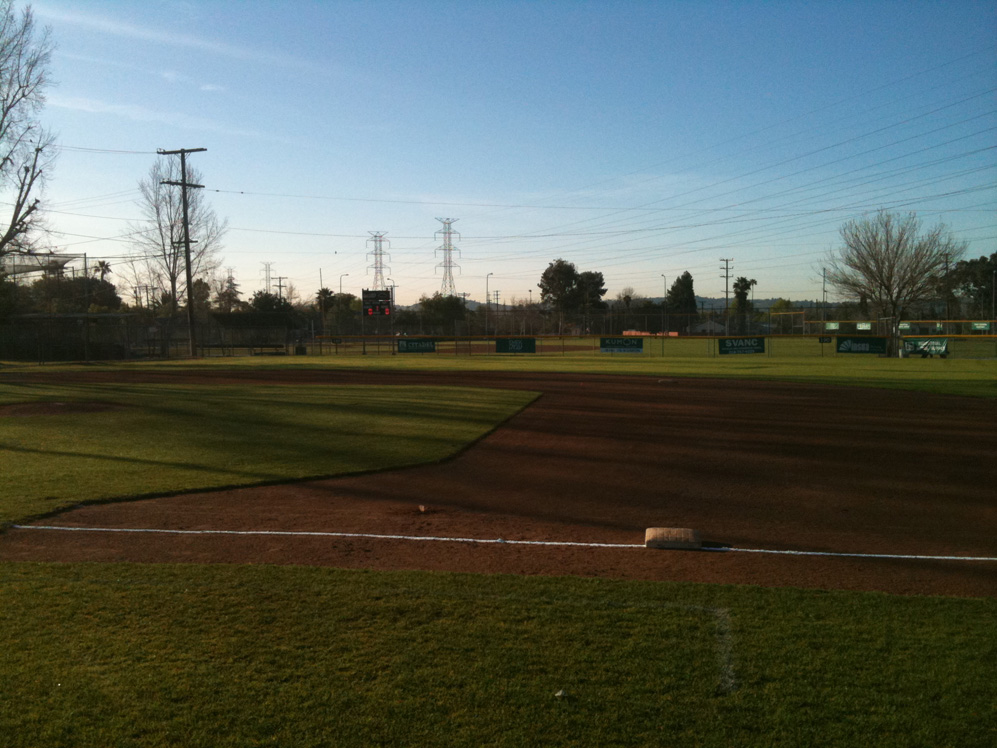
[367, 232, 390, 290]
[435, 218, 461, 297]
[261, 261, 274, 293]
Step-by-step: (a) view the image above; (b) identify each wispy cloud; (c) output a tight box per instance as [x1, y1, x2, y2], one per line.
[49, 94, 264, 140]
[38, 5, 329, 74]
[56, 52, 221, 93]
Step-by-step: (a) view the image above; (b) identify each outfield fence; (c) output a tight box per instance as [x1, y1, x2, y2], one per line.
[3, 313, 996, 362]
[310, 334, 997, 360]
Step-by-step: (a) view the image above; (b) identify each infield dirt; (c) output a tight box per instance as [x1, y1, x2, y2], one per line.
[2, 369, 994, 597]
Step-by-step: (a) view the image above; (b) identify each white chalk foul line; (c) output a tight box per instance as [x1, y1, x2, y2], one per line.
[717, 547, 997, 562]
[10, 524, 997, 562]
[11, 525, 644, 549]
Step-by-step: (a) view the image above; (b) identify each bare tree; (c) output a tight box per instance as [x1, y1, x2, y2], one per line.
[130, 156, 226, 313]
[0, 0, 54, 259]
[826, 211, 966, 326]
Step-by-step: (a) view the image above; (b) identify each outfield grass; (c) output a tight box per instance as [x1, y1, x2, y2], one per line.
[12, 348, 992, 397]
[0, 382, 537, 526]
[2, 563, 993, 748]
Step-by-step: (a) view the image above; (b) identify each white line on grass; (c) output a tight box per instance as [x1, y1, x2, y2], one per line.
[11, 525, 997, 562]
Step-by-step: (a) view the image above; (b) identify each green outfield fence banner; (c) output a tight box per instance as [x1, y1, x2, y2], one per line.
[836, 336, 888, 354]
[719, 336, 766, 355]
[496, 338, 537, 353]
[398, 339, 436, 353]
[903, 338, 949, 356]
[600, 337, 644, 353]
[971, 322, 991, 331]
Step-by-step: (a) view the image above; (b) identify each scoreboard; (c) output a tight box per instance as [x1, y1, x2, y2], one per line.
[362, 289, 392, 316]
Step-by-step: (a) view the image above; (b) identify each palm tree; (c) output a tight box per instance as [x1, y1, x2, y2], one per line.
[732, 277, 757, 334]
[93, 260, 112, 282]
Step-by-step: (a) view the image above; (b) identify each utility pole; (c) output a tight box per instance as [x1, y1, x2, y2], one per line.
[822, 268, 828, 322]
[720, 258, 733, 336]
[485, 272, 493, 337]
[435, 218, 461, 297]
[159, 146, 206, 357]
[275, 276, 287, 300]
[942, 252, 951, 321]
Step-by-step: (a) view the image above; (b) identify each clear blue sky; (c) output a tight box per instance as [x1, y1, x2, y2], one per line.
[32, 0, 997, 306]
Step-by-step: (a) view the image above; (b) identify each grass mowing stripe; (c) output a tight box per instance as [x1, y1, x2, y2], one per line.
[0, 382, 537, 525]
[2, 562, 994, 747]
[5, 354, 996, 398]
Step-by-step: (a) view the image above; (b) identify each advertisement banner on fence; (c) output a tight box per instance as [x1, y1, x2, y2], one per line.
[903, 338, 949, 356]
[496, 338, 536, 353]
[836, 336, 888, 354]
[600, 337, 643, 353]
[718, 337, 765, 355]
[398, 339, 436, 353]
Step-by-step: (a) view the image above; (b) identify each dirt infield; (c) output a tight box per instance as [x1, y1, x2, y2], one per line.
[2, 369, 995, 596]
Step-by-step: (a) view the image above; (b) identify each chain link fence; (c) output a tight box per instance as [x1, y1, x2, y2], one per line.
[2, 310, 995, 362]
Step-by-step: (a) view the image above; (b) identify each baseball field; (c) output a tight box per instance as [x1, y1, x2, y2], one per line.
[1, 354, 994, 746]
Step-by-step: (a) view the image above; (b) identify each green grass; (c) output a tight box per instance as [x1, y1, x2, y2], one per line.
[0, 382, 537, 525]
[2, 563, 993, 748]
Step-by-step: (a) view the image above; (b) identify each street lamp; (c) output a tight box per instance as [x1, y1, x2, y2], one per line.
[485, 272, 493, 337]
[339, 273, 349, 295]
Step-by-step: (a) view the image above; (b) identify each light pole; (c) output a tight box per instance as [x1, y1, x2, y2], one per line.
[485, 272, 493, 337]
[337, 273, 349, 337]
[660, 274, 666, 334]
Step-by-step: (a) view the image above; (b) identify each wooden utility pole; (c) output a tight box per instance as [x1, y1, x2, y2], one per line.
[158, 147, 206, 357]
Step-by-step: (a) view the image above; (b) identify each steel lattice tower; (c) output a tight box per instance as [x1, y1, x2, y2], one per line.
[435, 218, 461, 296]
[367, 232, 390, 290]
